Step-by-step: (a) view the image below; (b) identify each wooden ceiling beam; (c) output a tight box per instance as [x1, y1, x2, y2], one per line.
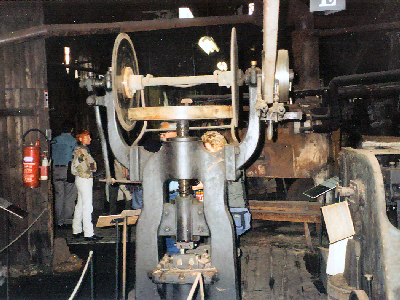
[0, 14, 259, 47]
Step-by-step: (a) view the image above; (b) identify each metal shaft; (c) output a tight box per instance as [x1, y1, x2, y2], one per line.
[176, 195, 192, 242]
[177, 120, 189, 137]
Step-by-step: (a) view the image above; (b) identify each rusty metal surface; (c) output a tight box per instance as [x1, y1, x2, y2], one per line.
[246, 125, 329, 178]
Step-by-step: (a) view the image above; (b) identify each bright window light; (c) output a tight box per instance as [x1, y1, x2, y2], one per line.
[64, 47, 70, 74]
[217, 61, 228, 71]
[179, 7, 194, 18]
[249, 3, 254, 15]
[198, 36, 219, 55]
[64, 47, 70, 65]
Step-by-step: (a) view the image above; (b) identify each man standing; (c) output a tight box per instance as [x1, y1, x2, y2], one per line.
[52, 121, 77, 228]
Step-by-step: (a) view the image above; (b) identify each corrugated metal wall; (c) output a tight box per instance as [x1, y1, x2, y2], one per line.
[0, 3, 53, 267]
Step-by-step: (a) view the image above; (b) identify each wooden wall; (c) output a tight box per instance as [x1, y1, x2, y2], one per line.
[0, 3, 52, 267]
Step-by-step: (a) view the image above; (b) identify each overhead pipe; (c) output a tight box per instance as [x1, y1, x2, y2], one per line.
[311, 68, 400, 133]
[0, 14, 259, 47]
[317, 20, 400, 37]
[325, 68, 400, 106]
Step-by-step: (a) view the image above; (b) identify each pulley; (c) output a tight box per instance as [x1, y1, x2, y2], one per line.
[111, 28, 242, 142]
[111, 33, 141, 131]
[275, 49, 290, 102]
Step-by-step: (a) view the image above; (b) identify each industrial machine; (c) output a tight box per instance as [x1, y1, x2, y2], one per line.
[325, 142, 400, 300]
[79, 3, 301, 296]
[78, 3, 400, 300]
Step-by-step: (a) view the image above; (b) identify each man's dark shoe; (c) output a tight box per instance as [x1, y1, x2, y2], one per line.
[72, 232, 83, 238]
[84, 235, 103, 241]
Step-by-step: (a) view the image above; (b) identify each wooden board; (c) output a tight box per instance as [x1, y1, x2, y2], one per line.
[321, 201, 355, 243]
[96, 210, 141, 227]
[250, 210, 321, 223]
[249, 201, 322, 223]
[128, 105, 232, 121]
[249, 200, 322, 212]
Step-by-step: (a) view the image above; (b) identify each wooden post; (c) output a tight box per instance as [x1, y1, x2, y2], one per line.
[122, 216, 127, 300]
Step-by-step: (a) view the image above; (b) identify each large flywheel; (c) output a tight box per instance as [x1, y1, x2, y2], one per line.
[112, 33, 141, 131]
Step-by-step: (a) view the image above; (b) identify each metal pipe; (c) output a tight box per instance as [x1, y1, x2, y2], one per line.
[326, 68, 400, 111]
[262, 0, 280, 104]
[95, 106, 111, 203]
[310, 68, 400, 133]
[140, 73, 225, 87]
[317, 20, 400, 37]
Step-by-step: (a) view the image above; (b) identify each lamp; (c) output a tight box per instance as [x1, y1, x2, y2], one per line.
[217, 61, 228, 71]
[198, 36, 219, 55]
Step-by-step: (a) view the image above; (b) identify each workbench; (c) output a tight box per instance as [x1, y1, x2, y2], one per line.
[248, 200, 322, 250]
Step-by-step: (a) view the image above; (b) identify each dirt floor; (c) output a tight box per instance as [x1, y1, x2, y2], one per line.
[0, 217, 328, 300]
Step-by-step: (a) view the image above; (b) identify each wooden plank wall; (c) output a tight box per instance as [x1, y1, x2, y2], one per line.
[0, 3, 53, 267]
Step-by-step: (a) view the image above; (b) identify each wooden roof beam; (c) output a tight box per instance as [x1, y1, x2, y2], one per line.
[0, 14, 260, 47]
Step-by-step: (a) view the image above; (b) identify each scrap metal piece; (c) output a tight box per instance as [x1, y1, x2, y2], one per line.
[151, 253, 217, 285]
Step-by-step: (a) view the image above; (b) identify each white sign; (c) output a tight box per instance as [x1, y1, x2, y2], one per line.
[310, 0, 345, 12]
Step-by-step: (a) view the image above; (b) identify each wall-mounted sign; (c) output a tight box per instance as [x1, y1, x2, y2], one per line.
[44, 90, 49, 109]
[310, 0, 346, 12]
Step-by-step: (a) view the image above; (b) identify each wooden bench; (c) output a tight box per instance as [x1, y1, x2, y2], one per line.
[249, 200, 322, 250]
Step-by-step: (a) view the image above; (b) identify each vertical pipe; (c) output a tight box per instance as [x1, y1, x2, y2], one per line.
[95, 106, 111, 203]
[262, 0, 280, 104]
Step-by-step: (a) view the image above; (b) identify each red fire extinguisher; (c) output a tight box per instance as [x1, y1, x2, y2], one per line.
[23, 141, 41, 188]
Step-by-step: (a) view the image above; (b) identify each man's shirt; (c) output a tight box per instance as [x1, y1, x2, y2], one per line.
[52, 133, 77, 166]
